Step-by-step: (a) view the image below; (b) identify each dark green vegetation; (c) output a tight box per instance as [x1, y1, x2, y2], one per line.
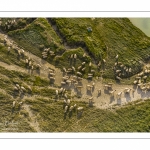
[24, 97, 150, 132]
[1, 18, 150, 132]
[7, 18, 150, 80]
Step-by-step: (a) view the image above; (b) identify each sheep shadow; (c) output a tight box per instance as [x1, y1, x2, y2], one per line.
[140, 91, 147, 99]
[124, 93, 131, 102]
[77, 111, 83, 119]
[36, 69, 40, 75]
[86, 90, 92, 96]
[145, 90, 150, 98]
[97, 92, 101, 98]
[104, 89, 109, 94]
[117, 98, 121, 105]
[110, 96, 115, 104]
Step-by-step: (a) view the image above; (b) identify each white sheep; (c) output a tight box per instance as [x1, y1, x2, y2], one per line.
[64, 105, 68, 113]
[56, 89, 58, 96]
[12, 101, 16, 108]
[74, 54, 77, 59]
[82, 62, 86, 66]
[77, 72, 82, 76]
[117, 92, 122, 99]
[109, 90, 116, 96]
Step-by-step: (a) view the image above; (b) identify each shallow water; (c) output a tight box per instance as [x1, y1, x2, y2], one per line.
[129, 18, 150, 37]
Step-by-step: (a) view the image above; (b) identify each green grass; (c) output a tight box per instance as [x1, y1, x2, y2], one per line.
[22, 97, 150, 132]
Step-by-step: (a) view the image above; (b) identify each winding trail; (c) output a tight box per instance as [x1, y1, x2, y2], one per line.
[23, 104, 41, 132]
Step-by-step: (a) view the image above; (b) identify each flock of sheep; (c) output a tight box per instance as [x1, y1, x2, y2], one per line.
[2, 33, 150, 119]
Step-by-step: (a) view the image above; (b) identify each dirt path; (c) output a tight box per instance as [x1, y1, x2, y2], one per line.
[23, 104, 41, 132]
[0, 32, 149, 111]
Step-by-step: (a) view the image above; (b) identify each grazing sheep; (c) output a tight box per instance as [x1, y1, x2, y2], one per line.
[117, 92, 122, 99]
[59, 88, 63, 94]
[77, 72, 82, 76]
[89, 96, 93, 101]
[72, 66, 76, 72]
[116, 70, 121, 73]
[124, 88, 131, 94]
[109, 90, 116, 96]
[104, 84, 109, 90]
[143, 76, 147, 80]
[66, 80, 71, 86]
[67, 99, 71, 105]
[70, 54, 73, 59]
[12, 101, 16, 108]
[56, 89, 58, 96]
[15, 84, 20, 90]
[89, 62, 92, 67]
[25, 59, 28, 64]
[87, 75, 93, 79]
[116, 76, 122, 80]
[49, 73, 55, 76]
[64, 93, 68, 99]
[82, 62, 86, 66]
[91, 70, 95, 73]
[64, 105, 68, 113]
[61, 81, 66, 85]
[21, 86, 26, 92]
[81, 67, 86, 72]
[77, 107, 83, 112]
[141, 87, 146, 92]
[83, 53, 86, 57]
[36, 64, 41, 69]
[49, 77, 55, 81]
[69, 106, 74, 112]
[133, 80, 138, 84]
[63, 67, 66, 72]
[115, 54, 118, 59]
[103, 59, 106, 63]
[74, 54, 77, 59]
[78, 66, 82, 70]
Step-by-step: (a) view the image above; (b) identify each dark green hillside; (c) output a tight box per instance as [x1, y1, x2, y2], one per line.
[7, 18, 150, 80]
